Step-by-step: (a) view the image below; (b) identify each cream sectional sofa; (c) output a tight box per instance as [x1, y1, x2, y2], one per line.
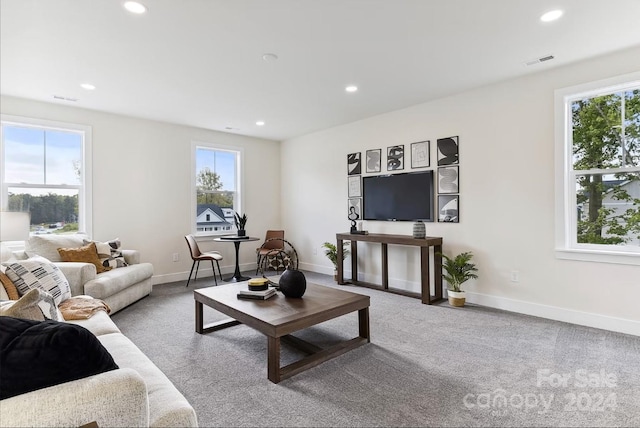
[23, 234, 154, 314]
[0, 310, 198, 427]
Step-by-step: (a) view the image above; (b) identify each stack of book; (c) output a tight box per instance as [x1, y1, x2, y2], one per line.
[237, 288, 276, 300]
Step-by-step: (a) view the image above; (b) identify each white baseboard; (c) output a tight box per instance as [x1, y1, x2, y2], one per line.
[466, 291, 640, 337]
[300, 265, 639, 337]
[153, 262, 257, 285]
[298, 262, 334, 276]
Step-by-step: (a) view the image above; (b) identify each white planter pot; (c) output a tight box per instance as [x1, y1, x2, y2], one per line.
[447, 290, 466, 307]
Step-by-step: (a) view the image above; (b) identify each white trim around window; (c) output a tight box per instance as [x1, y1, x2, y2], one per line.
[554, 71, 640, 265]
[190, 140, 244, 238]
[0, 114, 93, 237]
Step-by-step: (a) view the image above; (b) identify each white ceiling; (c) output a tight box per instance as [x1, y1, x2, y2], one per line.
[2, 0, 640, 141]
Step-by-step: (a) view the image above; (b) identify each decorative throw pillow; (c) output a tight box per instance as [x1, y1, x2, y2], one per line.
[83, 238, 128, 269]
[57, 242, 111, 274]
[0, 288, 59, 321]
[2, 257, 72, 305]
[0, 272, 20, 300]
[0, 317, 119, 399]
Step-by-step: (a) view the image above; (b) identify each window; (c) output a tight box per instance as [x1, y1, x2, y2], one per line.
[191, 142, 242, 236]
[1, 115, 92, 237]
[555, 72, 640, 264]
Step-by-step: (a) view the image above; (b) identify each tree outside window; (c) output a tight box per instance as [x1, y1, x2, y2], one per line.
[570, 87, 640, 247]
[193, 145, 240, 235]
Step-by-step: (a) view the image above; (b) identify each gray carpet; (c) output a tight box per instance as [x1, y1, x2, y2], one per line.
[111, 271, 640, 427]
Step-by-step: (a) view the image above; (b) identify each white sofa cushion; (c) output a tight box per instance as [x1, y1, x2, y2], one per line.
[0, 368, 149, 428]
[55, 262, 97, 296]
[98, 333, 198, 427]
[84, 263, 154, 300]
[65, 309, 121, 336]
[25, 234, 88, 262]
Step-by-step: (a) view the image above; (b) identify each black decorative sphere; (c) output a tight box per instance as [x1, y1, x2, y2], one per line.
[278, 268, 307, 298]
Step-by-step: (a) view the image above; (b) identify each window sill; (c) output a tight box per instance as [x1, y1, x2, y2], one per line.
[555, 248, 640, 266]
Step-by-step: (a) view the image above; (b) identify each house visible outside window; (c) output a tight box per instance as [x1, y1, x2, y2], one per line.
[555, 73, 640, 264]
[0, 115, 92, 237]
[192, 142, 241, 236]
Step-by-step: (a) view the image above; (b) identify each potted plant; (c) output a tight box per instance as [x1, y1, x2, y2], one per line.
[439, 251, 478, 307]
[322, 241, 349, 281]
[234, 212, 247, 236]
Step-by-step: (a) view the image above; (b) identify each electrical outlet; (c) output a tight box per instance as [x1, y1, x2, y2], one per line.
[172, 253, 179, 262]
[510, 270, 519, 283]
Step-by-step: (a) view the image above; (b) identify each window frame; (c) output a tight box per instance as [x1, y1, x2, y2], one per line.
[554, 71, 640, 265]
[190, 140, 243, 238]
[0, 114, 93, 237]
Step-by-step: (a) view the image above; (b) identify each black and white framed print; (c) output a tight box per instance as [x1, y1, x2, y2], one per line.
[411, 141, 430, 168]
[437, 136, 459, 166]
[438, 194, 459, 223]
[348, 198, 362, 219]
[347, 152, 361, 175]
[438, 166, 459, 194]
[348, 175, 362, 198]
[366, 149, 381, 173]
[387, 145, 404, 171]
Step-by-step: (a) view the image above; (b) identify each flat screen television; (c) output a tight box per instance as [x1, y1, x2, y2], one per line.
[362, 171, 434, 221]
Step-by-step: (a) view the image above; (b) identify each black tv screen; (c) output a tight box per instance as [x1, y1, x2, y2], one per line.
[362, 171, 434, 221]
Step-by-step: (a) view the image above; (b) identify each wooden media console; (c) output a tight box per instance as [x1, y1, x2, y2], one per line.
[336, 232, 444, 304]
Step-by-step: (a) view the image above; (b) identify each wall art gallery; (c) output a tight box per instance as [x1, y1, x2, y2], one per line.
[346, 135, 461, 225]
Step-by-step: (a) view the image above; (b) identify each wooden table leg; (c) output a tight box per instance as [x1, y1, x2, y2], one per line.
[381, 243, 388, 290]
[267, 336, 281, 383]
[351, 240, 358, 282]
[337, 238, 344, 284]
[434, 244, 443, 301]
[420, 246, 430, 304]
[359, 307, 370, 342]
[195, 300, 203, 333]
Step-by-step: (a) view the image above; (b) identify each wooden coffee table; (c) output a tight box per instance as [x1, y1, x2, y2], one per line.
[194, 282, 370, 383]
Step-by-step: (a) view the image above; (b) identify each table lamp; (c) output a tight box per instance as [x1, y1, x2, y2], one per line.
[0, 211, 31, 242]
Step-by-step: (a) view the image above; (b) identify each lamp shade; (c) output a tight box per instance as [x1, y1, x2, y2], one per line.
[0, 211, 31, 241]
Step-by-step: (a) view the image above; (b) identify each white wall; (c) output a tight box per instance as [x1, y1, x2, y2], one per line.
[2, 46, 638, 335]
[281, 46, 640, 336]
[0, 96, 281, 283]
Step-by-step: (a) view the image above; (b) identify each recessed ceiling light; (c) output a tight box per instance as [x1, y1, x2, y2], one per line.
[540, 9, 563, 22]
[256, 121, 265, 126]
[124, 1, 147, 14]
[80, 83, 95, 90]
[345, 85, 358, 93]
[262, 53, 278, 62]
